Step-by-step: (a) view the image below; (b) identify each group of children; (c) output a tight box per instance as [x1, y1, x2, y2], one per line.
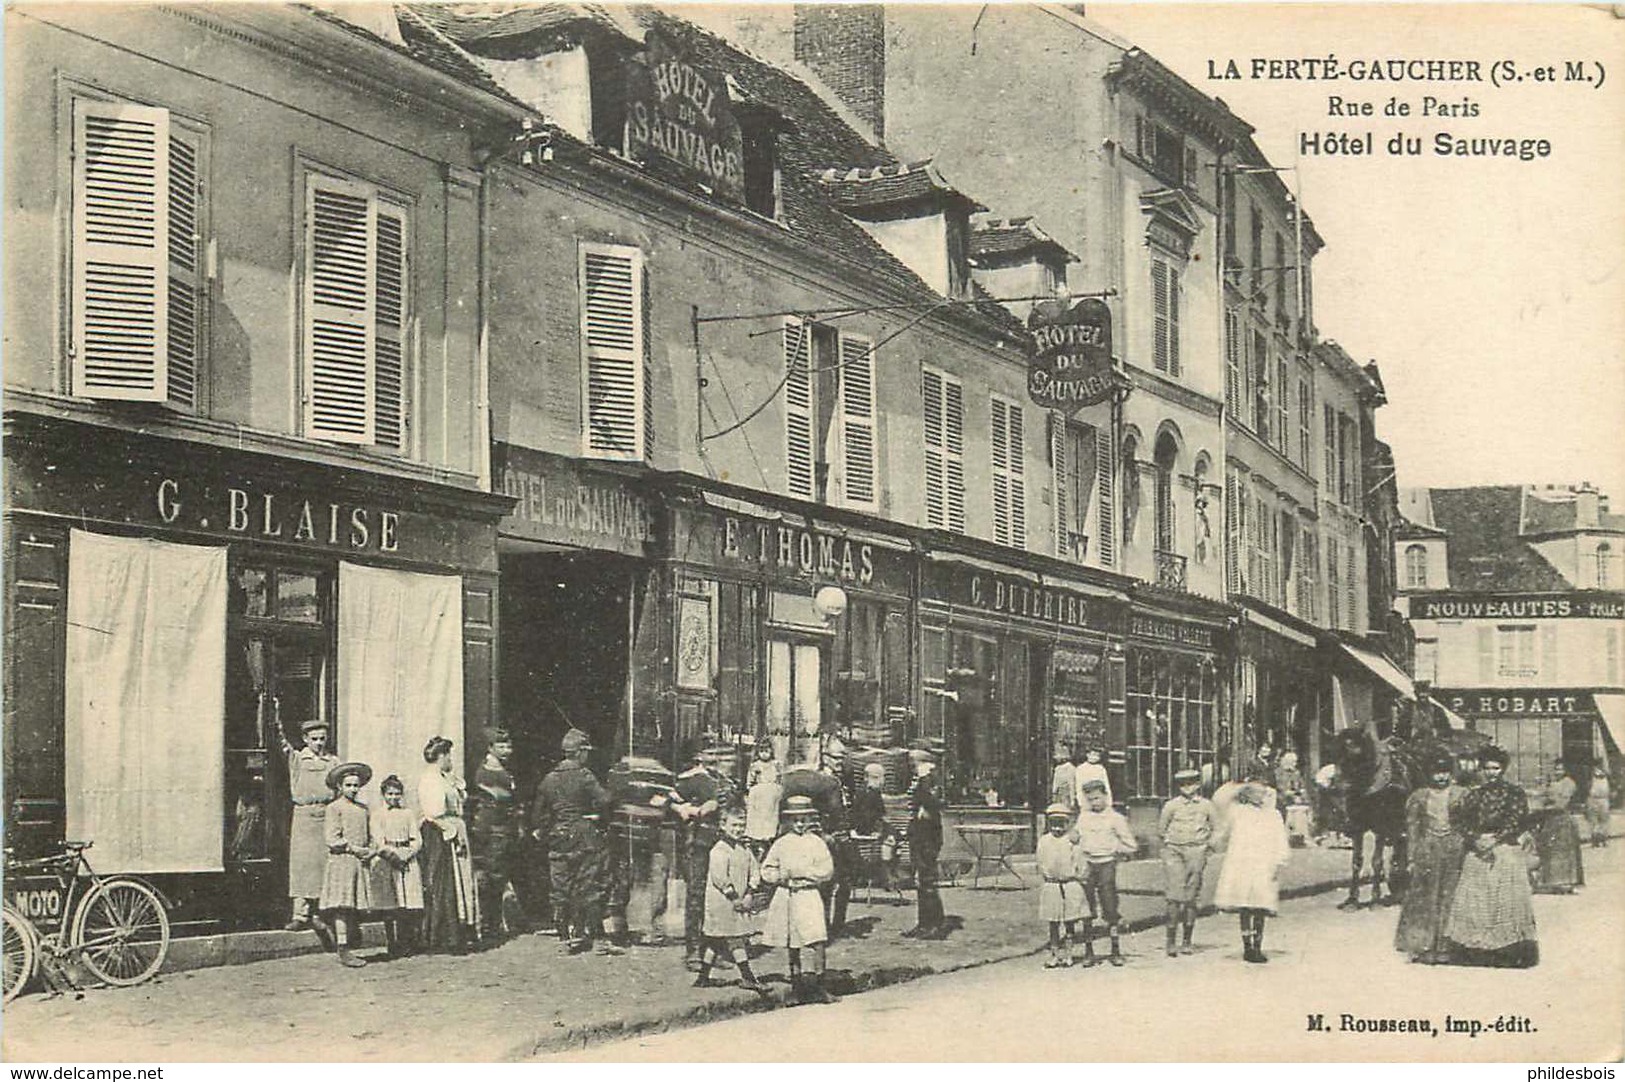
[318, 762, 427, 967]
[1038, 766, 1292, 969]
[692, 793, 840, 1003]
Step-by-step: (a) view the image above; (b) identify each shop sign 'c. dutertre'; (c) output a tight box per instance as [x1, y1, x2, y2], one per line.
[1026, 296, 1120, 412]
[625, 29, 745, 205]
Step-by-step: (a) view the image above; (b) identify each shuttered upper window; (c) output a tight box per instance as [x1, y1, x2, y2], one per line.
[990, 396, 1026, 550]
[302, 173, 409, 450]
[783, 318, 814, 499]
[1151, 257, 1180, 376]
[836, 333, 878, 510]
[922, 366, 965, 534]
[70, 98, 206, 409]
[579, 243, 648, 462]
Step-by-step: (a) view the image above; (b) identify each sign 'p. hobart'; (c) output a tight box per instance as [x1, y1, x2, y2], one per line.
[1026, 297, 1120, 412]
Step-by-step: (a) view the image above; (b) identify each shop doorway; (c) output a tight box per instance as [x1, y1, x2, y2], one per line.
[766, 636, 823, 764]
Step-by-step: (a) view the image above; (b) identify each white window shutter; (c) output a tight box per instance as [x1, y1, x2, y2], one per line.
[991, 398, 1010, 545]
[1052, 414, 1069, 557]
[838, 333, 877, 508]
[1168, 269, 1181, 376]
[1151, 259, 1170, 373]
[943, 376, 966, 534]
[923, 367, 945, 528]
[580, 244, 645, 460]
[373, 204, 408, 451]
[72, 100, 170, 401]
[784, 318, 814, 499]
[165, 129, 201, 410]
[305, 178, 375, 443]
[1095, 426, 1115, 567]
[1225, 478, 1240, 594]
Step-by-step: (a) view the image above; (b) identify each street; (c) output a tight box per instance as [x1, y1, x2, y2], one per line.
[3, 842, 1618, 1063]
[550, 845, 1625, 1063]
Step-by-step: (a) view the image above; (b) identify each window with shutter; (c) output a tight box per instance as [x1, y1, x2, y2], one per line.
[1345, 541, 1358, 630]
[1298, 370, 1312, 468]
[1151, 258, 1175, 374]
[922, 366, 965, 534]
[1052, 413, 1069, 557]
[1323, 404, 1337, 491]
[1276, 357, 1290, 454]
[1095, 426, 1115, 567]
[1252, 330, 1271, 438]
[784, 318, 814, 499]
[579, 243, 646, 461]
[70, 98, 207, 409]
[990, 397, 1025, 549]
[303, 172, 412, 449]
[1327, 537, 1341, 628]
[1225, 473, 1240, 595]
[1224, 309, 1242, 413]
[837, 333, 878, 509]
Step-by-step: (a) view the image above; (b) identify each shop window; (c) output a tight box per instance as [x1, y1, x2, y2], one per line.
[1125, 650, 1217, 801]
[225, 563, 334, 871]
[990, 396, 1027, 549]
[1051, 648, 1105, 760]
[832, 600, 909, 748]
[302, 171, 410, 451]
[68, 96, 208, 410]
[939, 632, 1029, 808]
[579, 242, 649, 462]
[715, 581, 760, 742]
[1496, 624, 1537, 678]
[922, 366, 966, 533]
[1476, 717, 1561, 790]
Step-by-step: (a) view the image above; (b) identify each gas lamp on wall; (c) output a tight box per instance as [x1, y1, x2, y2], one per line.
[812, 585, 848, 623]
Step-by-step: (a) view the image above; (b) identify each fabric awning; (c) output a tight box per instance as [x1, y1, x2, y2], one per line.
[1335, 640, 1416, 701]
[1433, 700, 1472, 731]
[1595, 694, 1625, 752]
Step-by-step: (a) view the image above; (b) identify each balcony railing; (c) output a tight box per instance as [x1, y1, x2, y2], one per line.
[1154, 549, 1188, 592]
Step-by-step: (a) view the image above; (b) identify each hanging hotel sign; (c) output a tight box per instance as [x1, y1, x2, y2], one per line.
[626, 30, 745, 204]
[1026, 297, 1121, 412]
[1411, 592, 1625, 620]
[1441, 690, 1598, 717]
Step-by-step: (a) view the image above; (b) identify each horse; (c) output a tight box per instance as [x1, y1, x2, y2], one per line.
[1330, 728, 1423, 909]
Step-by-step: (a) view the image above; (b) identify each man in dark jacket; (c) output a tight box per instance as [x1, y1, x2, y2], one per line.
[530, 728, 619, 955]
[674, 740, 732, 970]
[469, 728, 524, 940]
[903, 750, 947, 939]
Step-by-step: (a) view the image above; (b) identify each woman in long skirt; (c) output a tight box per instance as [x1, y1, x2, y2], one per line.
[1444, 746, 1538, 968]
[418, 736, 479, 953]
[1394, 752, 1466, 963]
[1529, 761, 1584, 893]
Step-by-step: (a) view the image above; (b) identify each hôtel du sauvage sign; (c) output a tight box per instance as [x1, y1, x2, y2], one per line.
[1026, 296, 1120, 412]
[625, 30, 744, 205]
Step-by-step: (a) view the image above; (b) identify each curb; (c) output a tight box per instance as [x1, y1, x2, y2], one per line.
[516, 870, 1360, 1059]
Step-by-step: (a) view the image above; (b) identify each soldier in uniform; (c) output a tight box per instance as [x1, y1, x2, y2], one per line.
[674, 740, 733, 970]
[279, 718, 339, 934]
[469, 728, 524, 940]
[531, 729, 620, 955]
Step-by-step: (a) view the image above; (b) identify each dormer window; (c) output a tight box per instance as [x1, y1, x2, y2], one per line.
[735, 98, 787, 220]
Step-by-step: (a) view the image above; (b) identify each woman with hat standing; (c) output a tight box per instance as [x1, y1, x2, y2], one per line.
[1443, 746, 1539, 967]
[760, 795, 837, 1004]
[419, 736, 479, 953]
[1529, 759, 1584, 894]
[1395, 751, 1467, 964]
[321, 762, 376, 968]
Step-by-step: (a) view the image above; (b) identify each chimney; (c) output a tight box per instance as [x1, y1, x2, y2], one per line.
[1576, 484, 1600, 528]
[307, 1, 405, 47]
[794, 5, 885, 139]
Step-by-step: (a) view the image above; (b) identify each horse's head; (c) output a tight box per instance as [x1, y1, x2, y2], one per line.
[1333, 728, 1375, 780]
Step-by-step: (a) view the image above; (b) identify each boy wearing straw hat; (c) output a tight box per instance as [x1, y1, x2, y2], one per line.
[760, 795, 837, 1003]
[1159, 767, 1218, 957]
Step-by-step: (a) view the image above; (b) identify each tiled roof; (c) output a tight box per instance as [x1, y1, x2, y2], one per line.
[970, 217, 1078, 264]
[817, 160, 986, 214]
[298, 3, 513, 100]
[1426, 487, 1568, 592]
[411, 3, 1029, 344]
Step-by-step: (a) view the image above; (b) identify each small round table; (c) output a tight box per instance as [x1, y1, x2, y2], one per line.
[955, 823, 1030, 888]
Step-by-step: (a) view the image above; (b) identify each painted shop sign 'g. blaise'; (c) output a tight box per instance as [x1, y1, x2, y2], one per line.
[156, 478, 402, 553]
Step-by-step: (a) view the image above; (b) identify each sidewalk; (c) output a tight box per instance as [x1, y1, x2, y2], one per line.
[6, 820, 1616, 1063]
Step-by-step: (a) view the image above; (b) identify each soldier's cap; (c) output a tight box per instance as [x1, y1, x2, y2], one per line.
[1426, 751, 1456, 773]
[484, 727, 511, 744]
[1173, 768, 1201, 783]
[299, 718, 330, 734]
[561, 728, 593, 753]
[1079, 779, 1108, 794]
[782, 795, 819, 817]
[326, 761, 373, 791]
[1044, 802, 1072, 819]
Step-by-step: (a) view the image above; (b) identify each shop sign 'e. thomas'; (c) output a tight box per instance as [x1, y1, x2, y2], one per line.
[1026, 296, 1120, 412]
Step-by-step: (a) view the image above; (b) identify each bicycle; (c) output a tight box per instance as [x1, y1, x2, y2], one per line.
[3, 841, 171, 1000]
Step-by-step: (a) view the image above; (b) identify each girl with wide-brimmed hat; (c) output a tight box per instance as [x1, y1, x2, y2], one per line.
[321, 761, 376, 967]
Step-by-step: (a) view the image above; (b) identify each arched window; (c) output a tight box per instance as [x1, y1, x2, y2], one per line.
[1121, 434, 1141, 548]
[1599, 542, 1614, 589]
[1153, 431, 1179, 553]
[1404, 544, 1428, 589]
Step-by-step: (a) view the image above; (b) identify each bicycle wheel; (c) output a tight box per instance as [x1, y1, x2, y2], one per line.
[70, 878, 170, 987]
[3, 905, 37, 1002]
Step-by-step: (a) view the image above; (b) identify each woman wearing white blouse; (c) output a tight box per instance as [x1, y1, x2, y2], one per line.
[417, 736, 479, 952]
